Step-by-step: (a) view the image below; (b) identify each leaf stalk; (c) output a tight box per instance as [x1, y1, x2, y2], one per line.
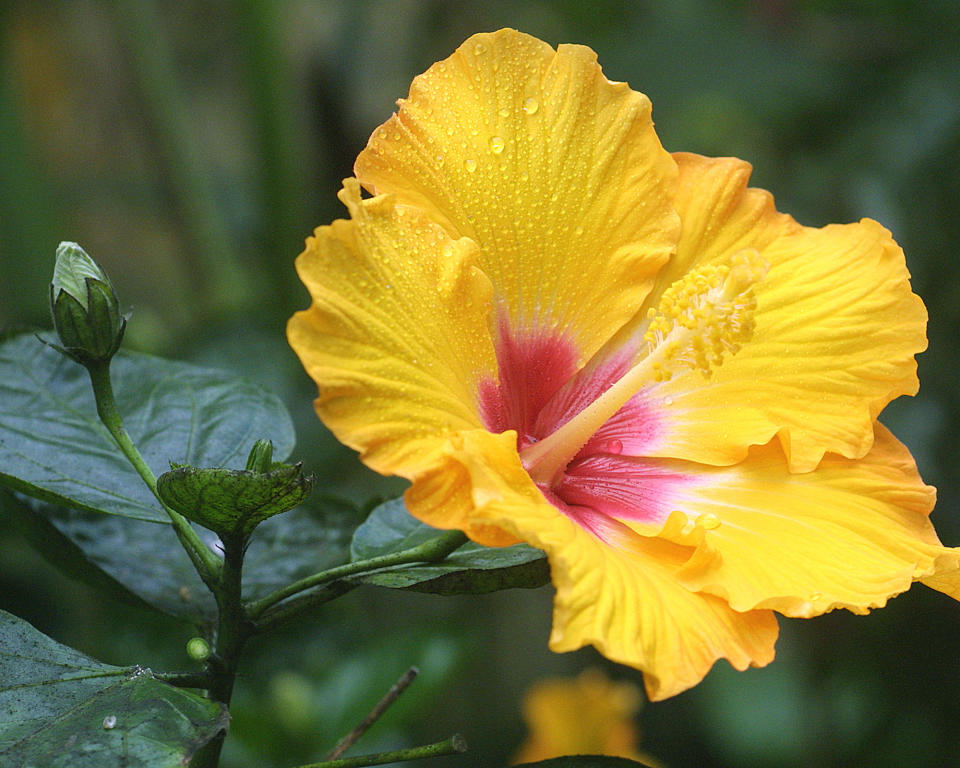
[246, 529, 468, 620]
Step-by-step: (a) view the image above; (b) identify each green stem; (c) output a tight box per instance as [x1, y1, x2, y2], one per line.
[153, 671, 214, 689]
[85, 360, 221, 586]
[191, 532, 251, 767]
[246, 530, 468, 620]
[296, 735, 467, 768]
[253, 581, 358, 634]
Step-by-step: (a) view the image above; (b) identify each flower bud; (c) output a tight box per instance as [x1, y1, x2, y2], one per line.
[186, 636, 212, 662]
[49, 242, 126, 365]
[245, 439, 275, 473]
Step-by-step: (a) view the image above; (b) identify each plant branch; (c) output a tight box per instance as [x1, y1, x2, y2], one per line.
[295, 735, 467, 768]
[153, 671, 214, 689]
[325, 666, 419, 760]
[246, 530, 468, 620]
[252, 581, 358, 635]
[85, 360, 221, 587]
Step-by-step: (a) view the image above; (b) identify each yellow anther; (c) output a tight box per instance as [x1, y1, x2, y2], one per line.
[520, 250, 768, 488]
[642, 249, 768, 380]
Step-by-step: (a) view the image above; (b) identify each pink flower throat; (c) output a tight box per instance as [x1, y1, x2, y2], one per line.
[477, 318, 684, 536]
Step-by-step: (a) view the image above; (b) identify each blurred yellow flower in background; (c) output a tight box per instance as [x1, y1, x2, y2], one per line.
[513, 669, 659, 765]
[289, 28, 960, 700]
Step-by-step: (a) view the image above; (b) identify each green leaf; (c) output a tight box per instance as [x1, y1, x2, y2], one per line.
[0, 610, 228, 767]
[0, 333, 295, 523]
[514, 758, 652, 767]
[156, 461, 314, 537]
[349, 498, 549, 595]
[1, 491, 158, 614]
[3, 491, 361, 623]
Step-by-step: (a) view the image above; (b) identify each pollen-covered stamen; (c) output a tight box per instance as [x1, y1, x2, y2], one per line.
[644, 249, 768, 382]
[521, 249, 768, 487]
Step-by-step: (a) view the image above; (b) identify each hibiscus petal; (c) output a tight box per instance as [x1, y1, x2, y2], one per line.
[443, 429, 779, 701]
[287, 179, 496, 475]
[647, 423, 951, 617]
[355, 28, 679, 362]
[640, 153, 927, 471]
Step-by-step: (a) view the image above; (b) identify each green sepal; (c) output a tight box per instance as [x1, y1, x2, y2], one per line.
[156, 446, 314, 537]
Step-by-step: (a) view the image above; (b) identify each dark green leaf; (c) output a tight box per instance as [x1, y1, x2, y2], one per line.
[2, 492, 361, 623]
[349, 499, 549, 595]
[514, 758, 652, 767]
[0, 333, 295, 523]
[4, 493, 215, 622]
[156, 461, 313, 536]
[0, 610, 227, 767]
[1, 491, 157, 614]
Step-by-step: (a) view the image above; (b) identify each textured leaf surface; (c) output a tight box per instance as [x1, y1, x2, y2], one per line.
[0, 610, 227, 767]
[4, 492, 360, 623]
[349, 499, 549, 594]
[157, 462, 313, 536]
[0, 333, 295, 522]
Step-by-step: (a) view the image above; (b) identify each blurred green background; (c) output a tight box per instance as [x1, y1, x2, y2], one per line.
[3, 1, 960, 766]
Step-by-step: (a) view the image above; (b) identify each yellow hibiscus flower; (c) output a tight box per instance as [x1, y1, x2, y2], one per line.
[288, 29, 960, 700]
[513, 668, 657, 765]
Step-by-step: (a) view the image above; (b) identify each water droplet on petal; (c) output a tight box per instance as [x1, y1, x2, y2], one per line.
[664, 397, 674, 406]
[575, 226, 584, 236]
[499, 107, 510, 118]
[810, 592, 822, 602]
[488, 135, 505, 155]
[473, 42, 486, 55]
[607, 439, 623, 454]
[464, 158, 478, 173]
[523, 97, 539, 115]
[697, 513, 721, 530]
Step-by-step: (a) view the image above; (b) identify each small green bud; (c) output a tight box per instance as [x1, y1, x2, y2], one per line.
[49, 241, 126, 365]
[186, 636, 211, 661]
[245, 439, 274, 473]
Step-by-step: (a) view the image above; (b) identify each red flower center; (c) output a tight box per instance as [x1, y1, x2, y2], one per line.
[477, 317, 686, 537]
